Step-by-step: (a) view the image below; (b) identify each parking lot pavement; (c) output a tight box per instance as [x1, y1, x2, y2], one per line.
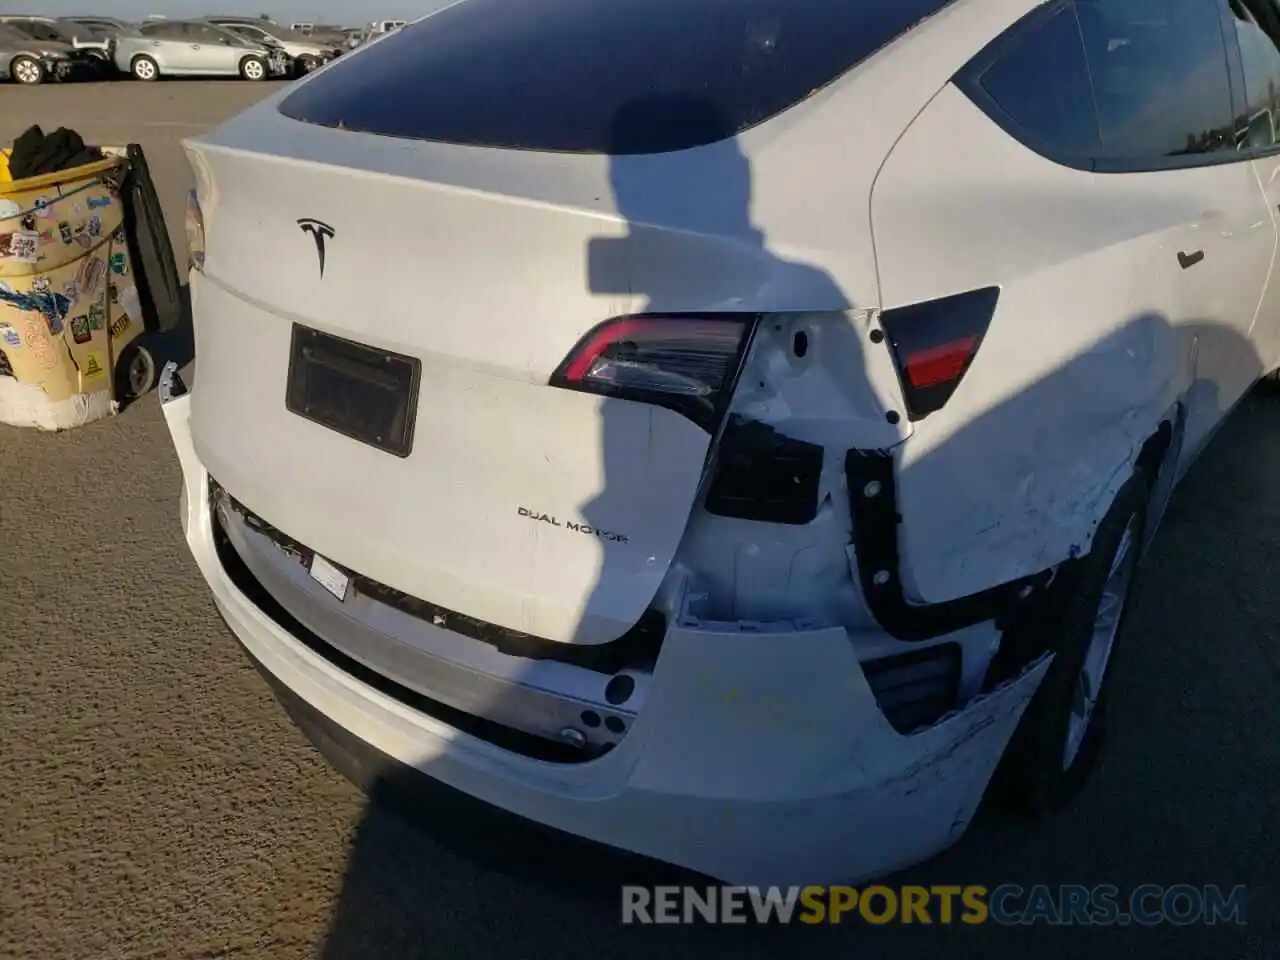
[1, 84, 1277, 960]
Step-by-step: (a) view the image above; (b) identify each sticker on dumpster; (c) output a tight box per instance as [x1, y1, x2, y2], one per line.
[87, 196, 112, 210]
[10, 231, 38, 262]
[62, 280, 78, 302]
[109, 313, 131, 340]
[31, 277, 50, 295]
[88, 303, 105, 331]
[109, 253, 127, 275]
[0, 199, 20, 221]
[1, 326, 20, 349]
[0, 282, 70, 324]
[120, 285, 141, 324]
[88, 215, 102, 239]
[58, 221, 73, 244]
[20, 215, 36, 232]
[33, 197, 54, 219]
[108, 282, 118, 304]
[79, 257, 105, 296]
[18, 313, 56, 370]
[69, 316, 92, 345]
[0, 231, 39, 263]
[45, 313, 63, 336]
[82, 351, 105, 378]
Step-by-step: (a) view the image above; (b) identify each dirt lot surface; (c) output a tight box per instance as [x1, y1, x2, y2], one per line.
[1, 82, 1277, 960]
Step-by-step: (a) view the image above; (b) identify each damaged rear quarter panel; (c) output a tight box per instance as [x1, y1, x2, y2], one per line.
[869, 85, 1193, 604]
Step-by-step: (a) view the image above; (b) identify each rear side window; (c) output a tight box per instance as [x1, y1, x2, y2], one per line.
[972, 6, 1101, 160]
[277, 0, 957, 154]
[140, 22, 181, 38]
[964, 0, 1238, 169]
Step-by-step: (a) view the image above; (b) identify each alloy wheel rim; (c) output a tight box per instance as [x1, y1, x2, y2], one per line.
[1062, 517, 1137, 770]
[245, 60, 264, 79]
[136, 60, 154, 79]
[16, 60, 40, 83]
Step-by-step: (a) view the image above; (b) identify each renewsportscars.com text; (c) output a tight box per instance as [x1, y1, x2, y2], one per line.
[621, 884, 1249, 926]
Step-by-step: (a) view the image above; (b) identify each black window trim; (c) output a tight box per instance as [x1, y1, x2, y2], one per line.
[955, 0, 1260, 174]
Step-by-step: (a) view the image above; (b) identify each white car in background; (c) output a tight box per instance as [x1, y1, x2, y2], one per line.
[163, 0, 1280, 884]
[114, 19, 288, 81]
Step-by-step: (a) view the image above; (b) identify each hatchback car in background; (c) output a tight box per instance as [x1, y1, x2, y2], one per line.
[114, 20, 288, 81]
[0, 22, 92, 83]
[163, 0, 1280, 885]
[0, 15, 110, 75]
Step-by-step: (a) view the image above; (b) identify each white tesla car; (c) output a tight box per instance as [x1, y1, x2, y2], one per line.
[161, 0, 1280, 884]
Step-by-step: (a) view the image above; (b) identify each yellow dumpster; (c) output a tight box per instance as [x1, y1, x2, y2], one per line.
[0, 149, 167, 430]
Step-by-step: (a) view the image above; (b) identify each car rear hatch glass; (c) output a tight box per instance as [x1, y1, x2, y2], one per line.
[276, 0, 957, 153]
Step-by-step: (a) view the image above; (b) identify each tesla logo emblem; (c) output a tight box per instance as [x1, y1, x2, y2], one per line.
[296, 218, 335, 277]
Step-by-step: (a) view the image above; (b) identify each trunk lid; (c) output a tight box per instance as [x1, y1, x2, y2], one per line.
[184, 103, 899, 647]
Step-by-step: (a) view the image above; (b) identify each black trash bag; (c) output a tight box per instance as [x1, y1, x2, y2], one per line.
[119, 144, 183, 334]
[8, 125, 103, 179]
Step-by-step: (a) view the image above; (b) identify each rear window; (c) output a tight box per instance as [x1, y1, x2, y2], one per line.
[277, 0, 955, 154]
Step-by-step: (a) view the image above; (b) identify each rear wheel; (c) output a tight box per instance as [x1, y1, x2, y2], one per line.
[239, 56, 267, 81]
[995, 466, 1150, 816]
[11, 55, 44, 85]
[131, 55, 159, 81]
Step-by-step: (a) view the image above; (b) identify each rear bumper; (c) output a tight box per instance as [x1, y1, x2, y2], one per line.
[159, 365, 1051, 885]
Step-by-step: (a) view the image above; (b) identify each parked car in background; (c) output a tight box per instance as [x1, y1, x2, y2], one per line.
[0, 15, 113, 72]
[113, 19, 287, 81]
[367, 19, 407, 35]
[0, 22, 84, 84]
[209, 19, 340, 75]
[290, 21, 314, 34]
[64, 15, 134, 32]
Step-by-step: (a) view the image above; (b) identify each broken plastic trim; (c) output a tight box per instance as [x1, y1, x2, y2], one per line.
[208, 499, 593, 763]
[845, 449, 1051, 642]
[704, 416, 824, 524]
[209, 478, 665, 674]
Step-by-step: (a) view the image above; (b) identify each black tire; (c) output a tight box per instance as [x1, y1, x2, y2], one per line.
[11, 55, 44, 85]
[131, 55, 159, 81]
[239, 55, 268, 81]
[115, 340, 157, 402]
[994, 465, 1151, 817]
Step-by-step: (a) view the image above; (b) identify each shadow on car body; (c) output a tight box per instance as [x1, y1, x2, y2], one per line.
[216, 94, 1278, 959]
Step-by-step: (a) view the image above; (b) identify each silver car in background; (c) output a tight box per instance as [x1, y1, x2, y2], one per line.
[0, 23, 82, 84]
[113, 19, 288, 81]
[0, 15, 111, 74]
[209, 19, 340, 75]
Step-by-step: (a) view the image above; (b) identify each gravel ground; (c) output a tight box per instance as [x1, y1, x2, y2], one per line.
[1, 82, 1276, 960]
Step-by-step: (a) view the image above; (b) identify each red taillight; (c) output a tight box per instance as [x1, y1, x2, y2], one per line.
[551, 314, 755, 431]
[879, 287, 999, 420]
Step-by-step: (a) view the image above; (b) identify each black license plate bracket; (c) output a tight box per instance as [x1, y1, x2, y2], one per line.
[285, 324, 420, 458]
